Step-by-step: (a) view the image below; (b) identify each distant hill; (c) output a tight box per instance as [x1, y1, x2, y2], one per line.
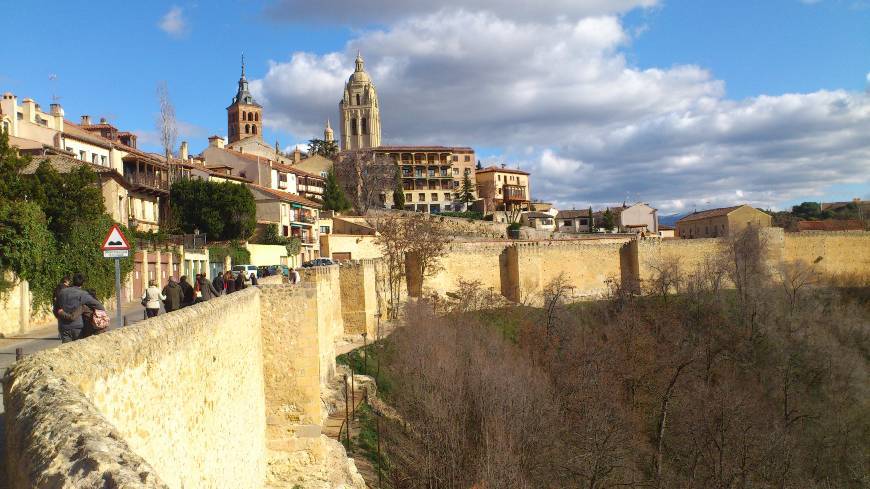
[659, 213, 689, 227]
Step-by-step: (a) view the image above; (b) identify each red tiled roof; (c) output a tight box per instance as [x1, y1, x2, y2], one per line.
[676, 205, 745, 223]
[797, 220, 864, 231]
[248, 184, 322, 209]
[476, 165, 530, 176]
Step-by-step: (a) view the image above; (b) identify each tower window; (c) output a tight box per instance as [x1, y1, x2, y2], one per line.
[242, 110, 246, 120]
[245, 124, 250, 134]
[361, 117, 368, 135]
[355, 93, 361, 105]
[351, 118, 358, 136]
[248, 113, 254, 122]
[252, 125, 257, 135]
[254, 113, 259, 122]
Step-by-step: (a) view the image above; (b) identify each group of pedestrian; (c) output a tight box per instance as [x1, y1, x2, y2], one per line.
[52, 273, 109, 343]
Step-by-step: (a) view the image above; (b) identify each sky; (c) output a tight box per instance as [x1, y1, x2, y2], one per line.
[2, 0, 869, 214]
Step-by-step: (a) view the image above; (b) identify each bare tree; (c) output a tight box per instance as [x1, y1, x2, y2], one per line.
[645, 254, 683, 301]
[370, 213, 410, 319]
[404, 213, 451, 285]
[156, 81, 178, 181]
[335, 150, 394, 215]
[777, 257, 822, 316]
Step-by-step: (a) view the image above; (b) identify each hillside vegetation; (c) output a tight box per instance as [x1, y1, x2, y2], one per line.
[364, 228, 870, 489]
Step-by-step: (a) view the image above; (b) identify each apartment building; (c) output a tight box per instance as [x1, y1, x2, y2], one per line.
[475, 165, 531, 220]
[369, 146, 476, 213]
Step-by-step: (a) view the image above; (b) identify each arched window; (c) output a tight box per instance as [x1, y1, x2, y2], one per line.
[245, 124, 250, 134]
[242, 110, 246, 120]
[252, 125, 258, 135]
[356, 93, 361, 105]
[255, 113, 259, 121]
[351, 118, 358, 135]
[248, 113, 254, 121]
[361, 117, 368, 135]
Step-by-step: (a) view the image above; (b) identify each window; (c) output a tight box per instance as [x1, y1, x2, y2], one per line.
[254, 113, 259, 121]
[418, 193, 426, 201]
[464, 168, 471, 175]
[242, 110, 246, 120]
[431, 193, 438, 201]
[245, 124, 250, 134]
[444, 193, 451, 201]
[464, 155, 470, 162]
[563, 220, 572, 226]
[405, 193, 412, 202]
[92, 153, 98, 164]
[361, 117, 367, 135]
[79, 150, 86, 160]
[356, 93, 361, 105]
[452, 168, 459, 175]
[498, 188, 502, 195]
[320, 226, 331, 234]
[248, 113, 254, 122]
[428, 168, 435, 177]
[351, 118, 358, 135]
[452, 155, 458, 161]
[497, 175, 502, 181]
[252, 125, 258, 135]
[101, 155, 107, 166]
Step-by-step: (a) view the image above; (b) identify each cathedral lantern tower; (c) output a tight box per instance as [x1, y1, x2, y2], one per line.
[339, 52, 381, 150]
[324, 119, 334, 143]
[227, 55, 263, 144]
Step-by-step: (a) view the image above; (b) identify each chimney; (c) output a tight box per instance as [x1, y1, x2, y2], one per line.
[293, 147, 302, 163]
[49, 103, 64, 130]
[99, 117, 107, 124]
[180, 141, 189, 161]
[80, 115, 91, 126]
[208, 135, 225, 149]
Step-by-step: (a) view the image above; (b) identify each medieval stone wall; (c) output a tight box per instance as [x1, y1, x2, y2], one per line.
[4, 288, 267, 489]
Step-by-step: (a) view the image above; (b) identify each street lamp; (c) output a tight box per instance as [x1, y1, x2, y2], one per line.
[361, 331, 368, 373]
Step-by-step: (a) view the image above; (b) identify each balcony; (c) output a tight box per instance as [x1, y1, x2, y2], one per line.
[293, 214, 316, 224]
[124, 171, 169, 193]
[503, 184, 528, 202]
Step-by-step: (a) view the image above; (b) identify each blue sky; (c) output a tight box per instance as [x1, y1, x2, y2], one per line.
[2, 0, 868, 212]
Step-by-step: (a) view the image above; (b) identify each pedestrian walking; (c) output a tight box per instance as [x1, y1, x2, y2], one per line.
[55, 273, 104, 343]
[81, 288, 110, 338]
[197, 274, 220, 301]
[224, 271, 236, 294]
[179, 275, 194, 307]
[250, 272, 259, 286]
[290, 268, 302, 284]
[235, 271, 246, 291]
[212, 272, 225, 296]
[142, 280, 165, 318]
[162, 277, 183, 313]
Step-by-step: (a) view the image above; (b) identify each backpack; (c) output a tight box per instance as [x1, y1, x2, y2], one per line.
[92, 309, 110, 330]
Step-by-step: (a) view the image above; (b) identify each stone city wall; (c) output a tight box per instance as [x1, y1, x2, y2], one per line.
[339, 260, 379, 338]
[4, 288, 267, 489]
[410, 229, 870, 303]
[301, 265, 343, 383]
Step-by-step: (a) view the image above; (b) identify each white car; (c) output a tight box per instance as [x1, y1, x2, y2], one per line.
[232, 264, 259, 278]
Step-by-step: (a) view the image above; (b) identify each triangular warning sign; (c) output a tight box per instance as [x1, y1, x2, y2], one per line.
[100, 224, 131, 251]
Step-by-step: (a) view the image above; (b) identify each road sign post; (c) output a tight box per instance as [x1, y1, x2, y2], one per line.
[100, 224, 131, 325]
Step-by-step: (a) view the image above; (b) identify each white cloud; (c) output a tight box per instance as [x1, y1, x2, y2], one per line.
[252, 9, 870, 212]
[158, 6, 187, 38]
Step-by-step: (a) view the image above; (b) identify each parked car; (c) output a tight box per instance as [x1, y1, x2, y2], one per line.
[302, 258, 335, 268]
[231, 264, 259, 278]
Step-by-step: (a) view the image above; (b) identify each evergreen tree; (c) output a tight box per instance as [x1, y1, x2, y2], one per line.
[392, 166, 406, 209]
[588, 206, 594, 233]
[458, 173, 476, 210]
[308, 138, 339, 158]
[476, 160, 483, 170]
[602, 208, 615, 231]
[322, 167, 351, 212]
[170, 179, 256, 240]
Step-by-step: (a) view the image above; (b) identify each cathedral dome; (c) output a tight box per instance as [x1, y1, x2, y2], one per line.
[349, 52, 371, 83]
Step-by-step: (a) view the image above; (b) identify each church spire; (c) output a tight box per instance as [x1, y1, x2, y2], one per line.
[241, 53, 246, 79]
[324, 119, 334, 142]
[355, 51, 365, 72]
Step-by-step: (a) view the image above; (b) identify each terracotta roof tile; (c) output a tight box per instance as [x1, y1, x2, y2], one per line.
[677, 205, 746, 223]
[248, 184, 322, 209]
[476, 165, 530, 176]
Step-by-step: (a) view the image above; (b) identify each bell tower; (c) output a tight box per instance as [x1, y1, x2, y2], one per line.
[339, 52, 381, 150]
[227, 55, 263, 144]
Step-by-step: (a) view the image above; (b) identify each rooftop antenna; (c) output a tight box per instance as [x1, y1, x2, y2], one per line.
[48, 74, 60, 104]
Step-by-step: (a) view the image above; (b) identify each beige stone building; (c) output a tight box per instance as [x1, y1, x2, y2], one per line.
[339, 53, 381, 150]
[369, 146, 476, 213]
[475, 165, 531, 221]
[676, 204, 772, 239]
[248, 184, 321, 262]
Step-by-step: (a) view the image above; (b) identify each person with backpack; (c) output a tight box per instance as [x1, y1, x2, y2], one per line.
[142, 280, 165, 318]
[81, 288, 110, 338]
[55, 273, 105, 343]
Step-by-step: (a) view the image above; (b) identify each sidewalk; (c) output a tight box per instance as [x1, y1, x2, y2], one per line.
[0, 299, 151, 373]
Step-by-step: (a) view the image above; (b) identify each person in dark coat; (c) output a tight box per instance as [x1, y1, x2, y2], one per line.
[56, 273, 104, 343]
[197, 275, 220, 301]
[162, 277, 183, 312]
[235, 271, 246, 291]
[212, 273, 225, 296]
[179, 275, 194, 307]
[249, 272, 258, 286]
[224, 271, 236, 294]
